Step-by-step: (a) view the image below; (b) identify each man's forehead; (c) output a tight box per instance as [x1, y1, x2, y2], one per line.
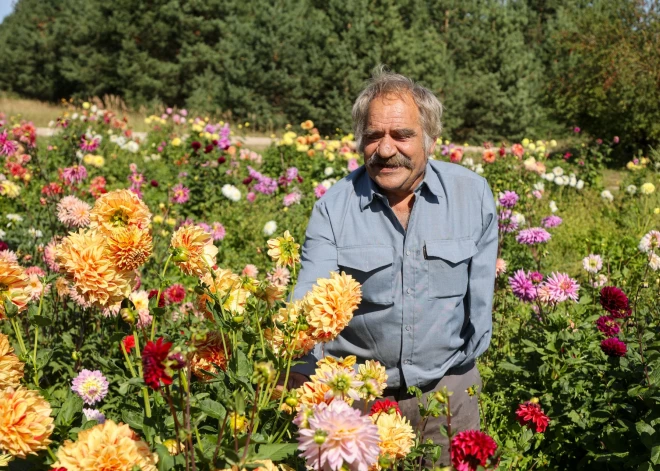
[367, 92, 420, 126]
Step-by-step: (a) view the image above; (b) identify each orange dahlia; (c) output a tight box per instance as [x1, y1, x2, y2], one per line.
[190, 332, 230, 380]
[170, 225, 218, 277]
[89, 189, 152, 235]
[0, 258, 29, 320]
[106, 226, 153, 271]
[56, 229, 134, 308]
[371, 412, 415, 460]
[264, 301, 315, 358]
[0, 333, 23, 388]
[303, 272, 362, 342]
[0, 387, 54, 458]
[255, 281, 287, 306]
[53, 420, 158, 471]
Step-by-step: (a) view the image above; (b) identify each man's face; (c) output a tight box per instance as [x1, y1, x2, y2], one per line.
[362, 93, 434, 198]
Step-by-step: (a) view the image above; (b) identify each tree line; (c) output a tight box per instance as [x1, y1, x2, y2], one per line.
[0, 0, 658, 149]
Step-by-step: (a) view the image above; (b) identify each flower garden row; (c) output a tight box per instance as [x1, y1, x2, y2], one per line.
[0, 104, 659, 470]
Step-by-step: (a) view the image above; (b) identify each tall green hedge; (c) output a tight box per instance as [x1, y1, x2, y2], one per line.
[0, 0, 658, 148]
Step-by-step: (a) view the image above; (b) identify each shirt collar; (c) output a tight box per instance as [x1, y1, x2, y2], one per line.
[359, 161, 444, 211]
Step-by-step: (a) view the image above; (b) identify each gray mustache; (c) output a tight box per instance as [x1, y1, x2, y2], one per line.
[366, 153, 414, 170]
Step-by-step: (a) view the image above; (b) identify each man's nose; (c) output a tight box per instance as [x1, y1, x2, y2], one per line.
[377, 138, 396, 158]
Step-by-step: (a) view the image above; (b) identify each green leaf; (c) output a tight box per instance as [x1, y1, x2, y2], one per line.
[199, 399, 226, 420]
[118, 377, 144, 395]
[253, 443, 299, 461]
[30, 315, 52, 327]
[652, 445, 660, 465]
[122, 409, 144, 430]
[637, 421, 656, 449]
[155, 444, 175, 471]
[56, 393, 83, 427]
[498, 361, 524, 373]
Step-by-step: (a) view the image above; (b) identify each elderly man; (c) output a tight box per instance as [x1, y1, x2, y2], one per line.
[290, 67, 497, 458]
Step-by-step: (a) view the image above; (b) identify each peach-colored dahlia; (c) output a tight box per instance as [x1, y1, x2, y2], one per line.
[0, 333, 24, 388]
[56, 229, 134, 308]
[303, 272, 362, 343]
[0, 386, 54, 458]
[89, 189, 152, 235]
[106, 226, 153, 271]
[170, 225, 218, 277]
[0, 258, 30, 320]
[190, 332, 230, 380]
[198, 268, 244, 315]
[53, 420, 158, 471]
[264, 301, 315, 358]
[371, 411, 415, 460]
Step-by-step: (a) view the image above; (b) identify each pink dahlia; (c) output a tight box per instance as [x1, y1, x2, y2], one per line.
[601, 337, 627, 357]
[495, 258, 507, 277]
[44, 237, 61, 272]
[61, 165, 88, 185]
[450, 430, 498, 471]
[71, 369, 109, 405]
[515, 402, 550, 433]
[242, 264, 259, 277]
[541, 215, 562, 228]
[511, 143, 525, 158]
[171, 183, 190, 204]
[638, 230, 660, 253]
[498, 210, 518, 233]
[283, 190, 302, 207]
[211, 222, 226, 241]
[267, 267, 291, 287]
[582, 254, 603, 274]
[314, 184, 327, 198]
[596, 316, 620, 337]
[347, 159, 360, 172]
[508, 270, 536, 302]
[538, 272, 579, 303]
[0, 129, 19, 156]
[297, 400, 380, 471]
[164, 284, 186, 304]
[57, 195, 91, 228]
[79, 135, 100, 152]
[498, 191, 519, 209]
[516, 227, 551, 245]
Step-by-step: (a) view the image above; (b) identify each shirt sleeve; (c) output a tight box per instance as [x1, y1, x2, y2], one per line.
[290, 200, 339, 377]
[457, 178, 498, 366]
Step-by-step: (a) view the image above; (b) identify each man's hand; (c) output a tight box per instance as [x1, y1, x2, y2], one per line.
[273, 372, 308, 399]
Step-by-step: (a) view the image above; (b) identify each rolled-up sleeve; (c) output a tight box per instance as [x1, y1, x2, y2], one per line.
[290, 200, 339, 377]
[459, 178, 498, 366]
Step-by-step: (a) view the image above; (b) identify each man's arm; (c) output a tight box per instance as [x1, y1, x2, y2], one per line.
[290, 200, 339, 377]
[460, 178, 498, 366]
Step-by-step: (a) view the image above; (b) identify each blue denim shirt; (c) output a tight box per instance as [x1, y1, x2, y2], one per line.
[292, 160, 498, 388]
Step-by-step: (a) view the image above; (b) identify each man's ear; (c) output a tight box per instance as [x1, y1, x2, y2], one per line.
[427, 137, 438, 157]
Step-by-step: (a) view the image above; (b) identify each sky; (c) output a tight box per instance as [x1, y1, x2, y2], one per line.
[0, 0, 14, 24]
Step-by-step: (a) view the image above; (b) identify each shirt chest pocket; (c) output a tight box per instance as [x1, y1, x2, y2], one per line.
[425, 239, 478, 298]
[337, 245, 394, 305]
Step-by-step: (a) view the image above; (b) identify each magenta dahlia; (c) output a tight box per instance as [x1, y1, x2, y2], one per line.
[450, 430, 498, 471]
[599, 286, 631, 318]
[596, 316, 620, 337]
[600, 337, 627, 357]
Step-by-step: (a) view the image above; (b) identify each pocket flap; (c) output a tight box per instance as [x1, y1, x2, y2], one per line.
[425, 239, 478, 264]
[338, 245, 394, 272]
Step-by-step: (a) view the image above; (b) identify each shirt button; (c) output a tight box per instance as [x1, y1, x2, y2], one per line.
[405, 325, 412, 331]
[404, 359, 412, 365]
[406, 288, 412, 295]
[406, 250, 411, 256]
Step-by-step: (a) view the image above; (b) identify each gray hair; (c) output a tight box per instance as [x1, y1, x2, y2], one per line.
[352, 65, 443, 155]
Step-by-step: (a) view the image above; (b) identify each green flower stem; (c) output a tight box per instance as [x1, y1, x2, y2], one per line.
[10, 318, 28, 356]
[31, 291, 45, 386]
[151, 253, 173, 341]
[277, 322, 301, 411]
[121, 341, 138, 378]
[47, 445, 57, 462]
[132, 329, 152, 418]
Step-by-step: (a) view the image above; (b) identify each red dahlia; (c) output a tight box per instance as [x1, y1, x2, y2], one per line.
[142, 337, 173, 389]
[515, 402, 550, 433]
[369, 399, 401, 416]
[600, 337, 627, 357]
[596, 315, 620, 337]
[451, 430, 498, 471]
[165, 283, 186, 304]
[122, 334, 136, 353]
[599, 286, 631, 318]
[148, 288, 166, 308]
[0, 241, 8, 251]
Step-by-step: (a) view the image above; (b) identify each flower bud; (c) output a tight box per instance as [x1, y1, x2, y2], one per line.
[163, 438, 181, 456]
[313, 429, 327, 445]
[232, 316, 244, 323]
[285, 396, 299, 408]
[171, 247, 190, 263]
[252, 361, 276, 384]
[71, 351, 80, 361]
[120, 308, 135, 325]
[529, 397, 540, 404]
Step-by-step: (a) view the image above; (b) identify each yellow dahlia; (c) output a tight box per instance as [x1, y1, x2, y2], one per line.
[56, 229, 134, 308]
[190, 332, 230, 380]
[255, 281, 287, 306]
[89, 189, 152, 235]
[357, 360, 388, 401]
[303, 272, 362, 342]
[264, 301, 315, 358]
[371, 412, 415, 460]
[170, 225, 218, 277]
[266, 230, 300, 268]
[106, 226, 153, 271]
[198, 268, 246, 315]
[0, 387, 54, 458]
[0, 333, 24, 388]
[0, 258, 30, 320]
[53, 420, 158, 471]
